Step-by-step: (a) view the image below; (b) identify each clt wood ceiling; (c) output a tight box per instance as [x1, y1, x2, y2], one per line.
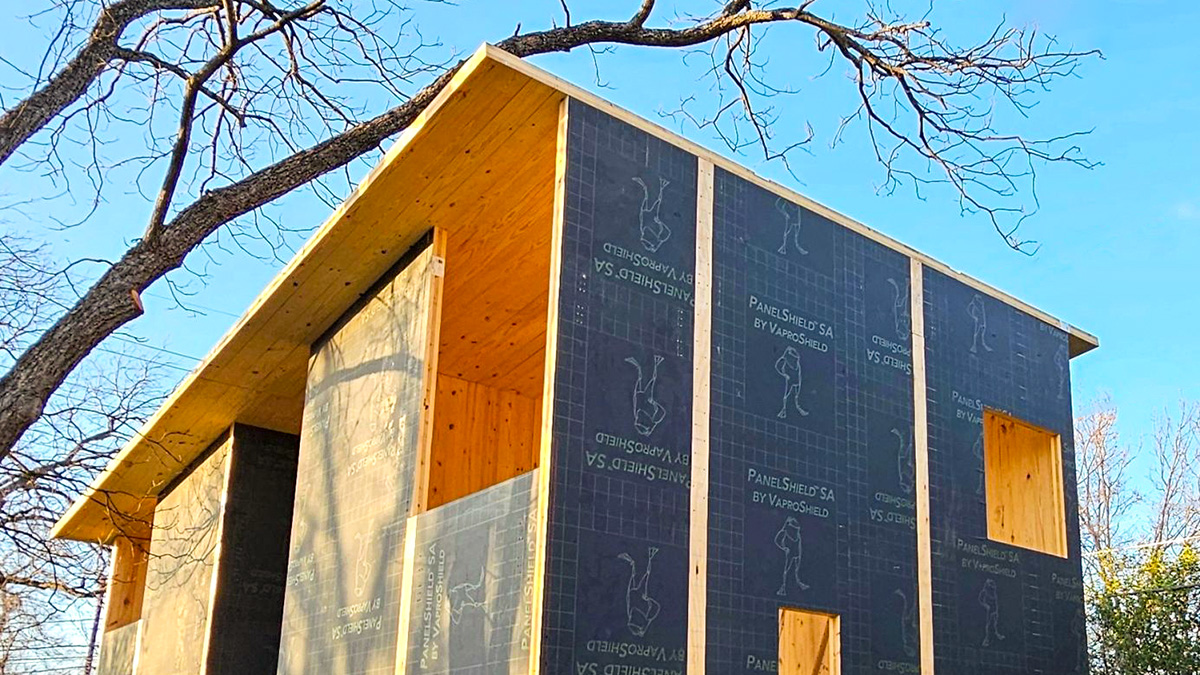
[436, 152, 555, 397]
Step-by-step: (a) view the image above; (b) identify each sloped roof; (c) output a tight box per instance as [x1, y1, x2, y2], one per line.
[53, 43, 1097, 543]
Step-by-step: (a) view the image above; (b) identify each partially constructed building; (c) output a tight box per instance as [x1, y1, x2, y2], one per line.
[55, 44, 1098, 675]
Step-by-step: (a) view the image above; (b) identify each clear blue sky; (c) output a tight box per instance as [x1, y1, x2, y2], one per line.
[3, 0, 1197, 456]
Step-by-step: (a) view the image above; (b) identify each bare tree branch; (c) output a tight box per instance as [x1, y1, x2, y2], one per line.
[1149, 401, 1200, 543]
[1077, 396, 1139, 558]
[0, 0, 219, 167]
[629, 0, 655, 27]
[0, 234, 166, 670]
[143, 0, 326, 239]
[0, 572, 103, 598]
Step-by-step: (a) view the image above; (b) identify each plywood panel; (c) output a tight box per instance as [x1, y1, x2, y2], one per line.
[439, 293, 548, 393]
[779, 608, 840, 675]
[104, 535, 150, 632]
[436, 154, 555, 397]
[427, 376, 538, 509]
[984, 409, 1067, 557]
[276, 245, 435, 675]
[421, 101, 557, 512]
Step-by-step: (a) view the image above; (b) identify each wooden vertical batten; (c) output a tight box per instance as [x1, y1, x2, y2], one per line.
[104, 534, 150, 632]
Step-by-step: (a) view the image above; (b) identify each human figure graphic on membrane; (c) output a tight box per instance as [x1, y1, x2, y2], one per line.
[893, 588, 918, 658]
[776, 197, 809, 256]
[448, 566, 487, 625]
[353, 529, 373, 598]
[886, 277, 910, 339]
[968, 294, 994, 354]
[775, 516, 810, 595]
[626, 355, 667, 436]
[979, 578, 1005, 647]
[775, 346, 809, 419]
[1055, 342, 1069, 399]
[632, 176, 672, 253]
[619, 547, 661, 637]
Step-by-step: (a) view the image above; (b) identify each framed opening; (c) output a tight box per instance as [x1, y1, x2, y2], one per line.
[779, 607, 841, 675]
[983, 408, 1068, 557]
[423, 163, 557, 509]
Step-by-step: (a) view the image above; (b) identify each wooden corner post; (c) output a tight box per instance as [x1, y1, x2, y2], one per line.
[688, 159, 715, 674]
[104, 533, 151, 632]
[910, 259, 935, 674]
[528, 94, 571, 675]
[413, 227, 449, 517]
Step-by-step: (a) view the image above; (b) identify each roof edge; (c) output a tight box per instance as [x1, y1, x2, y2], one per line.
[481, 45, 1098, 356]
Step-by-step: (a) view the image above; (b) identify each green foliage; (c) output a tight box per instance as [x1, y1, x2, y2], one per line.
[1087, 544, 1200, 674]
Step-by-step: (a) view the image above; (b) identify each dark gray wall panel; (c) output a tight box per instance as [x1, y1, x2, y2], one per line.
[542, 99, 697, 675]
[547, 104, 1085, 675]
[208, 425, 299, 675]
[706, 167, 919, 675]
[406, 470, 538, 675]
[277, 241, 434, 675]
[923, 267, 1085, 675]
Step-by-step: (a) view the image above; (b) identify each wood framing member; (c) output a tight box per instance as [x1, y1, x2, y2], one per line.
[909, 259, 934, 674]
[413, 228, 449, 516]
[394, 514, 420, 675]
[104, 534, 150, 631]
[198, 432, 236, 675]
[778, 607, 841, 675]
[688, 160, 715, 674]
[528, 95, 570, 675]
